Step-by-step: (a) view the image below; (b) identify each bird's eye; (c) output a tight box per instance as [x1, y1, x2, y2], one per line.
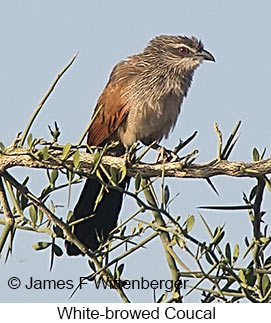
[179, 46, 189, 55]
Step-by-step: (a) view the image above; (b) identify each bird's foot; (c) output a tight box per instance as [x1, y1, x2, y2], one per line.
[154, 145, 180, 163]
[124, 142, 139, 165]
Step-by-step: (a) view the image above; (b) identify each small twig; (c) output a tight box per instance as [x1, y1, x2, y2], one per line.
[19, 52, 79, 147]
[214, 123, 223, 160]
[142, 177, 182, 302]
[0, 218, 53, 235]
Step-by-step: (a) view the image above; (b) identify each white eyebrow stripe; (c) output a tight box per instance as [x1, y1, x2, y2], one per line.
[171, 43, 197, 53]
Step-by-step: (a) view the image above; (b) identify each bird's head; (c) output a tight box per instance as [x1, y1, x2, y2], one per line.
[144, 35, 215, 73]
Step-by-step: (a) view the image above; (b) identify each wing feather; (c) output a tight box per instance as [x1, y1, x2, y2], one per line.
[87, 59, 141, 146]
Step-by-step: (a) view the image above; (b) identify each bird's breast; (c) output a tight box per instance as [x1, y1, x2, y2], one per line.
[119, 92, 183, 147]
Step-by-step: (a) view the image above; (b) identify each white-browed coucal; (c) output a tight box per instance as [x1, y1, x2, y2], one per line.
[66, 35, 215, 256]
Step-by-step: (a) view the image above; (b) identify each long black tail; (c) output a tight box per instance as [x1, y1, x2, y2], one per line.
[65, 177, 127, 256]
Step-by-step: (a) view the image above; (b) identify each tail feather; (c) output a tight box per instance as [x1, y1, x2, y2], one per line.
[65, 177, 127, 256]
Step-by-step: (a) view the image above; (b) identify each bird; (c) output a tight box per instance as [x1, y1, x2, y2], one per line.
[65, 35, 215, 256]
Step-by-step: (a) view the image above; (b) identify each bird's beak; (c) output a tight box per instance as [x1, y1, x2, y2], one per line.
[199, 49, 215, 62]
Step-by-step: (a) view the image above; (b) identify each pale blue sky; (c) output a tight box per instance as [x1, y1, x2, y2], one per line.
[1, 1, 271, 302]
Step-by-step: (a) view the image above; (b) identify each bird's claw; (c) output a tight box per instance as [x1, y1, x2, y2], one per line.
[155, 146, 180, 163]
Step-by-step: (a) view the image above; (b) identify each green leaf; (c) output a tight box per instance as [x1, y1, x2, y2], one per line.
[66, 168, 74, 185]
[50, 170, 59, 186]
[118, 165, 127, 183]
[53, 225, 64, 238]
[49, 122, 61, 142]
[225, 242, 231, 265]
[20, 194, 28, 210]
[252, 148, 260, 161]
[40, 185, 52, 199]
[34, 150, 44, 161]
[264, 256, 271, 269]
[233, 244, 239, 264]
[244, 236, 249, 247]
[29, 204, 37, 226]
[137, 222, 143, 234]
[238, 269, 247, 283]
[163, 185, 170, 207]
[88, 260, 96, 272]
[32, 241, 51, 250]
[27, 133, 33, 148]
[0, 142, 5, 153]
[62, 143, 72, 159]
[211, 226, 224, 245]
[38, 209, 44, 224]
[92, 151, 102, 171]
[135, 173, 142, 191]
[186, 215, 195, 233]
[52, 244, 63, 257]
[262, 274, 270, 296]
[176, 236, 185, 248]
[115, 263, 125, 280]
[42, 146, 49, 160]
[246, 270, 256, 287]
[205, 252, 214, 265]
[67, 210, 74, 223]
[73, 150, 80, 168]
[214, 231, 225, 245]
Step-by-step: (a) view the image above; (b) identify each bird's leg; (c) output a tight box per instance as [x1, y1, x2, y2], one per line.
[124, 142, 139, 165]
[152, 142, 181, 163]
[153, 131, 198, 163]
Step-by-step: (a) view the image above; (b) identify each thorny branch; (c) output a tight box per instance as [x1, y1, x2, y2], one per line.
[1, 148, 271, 179]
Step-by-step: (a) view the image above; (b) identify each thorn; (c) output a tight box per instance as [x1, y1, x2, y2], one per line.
[206, 178, 219, 196]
